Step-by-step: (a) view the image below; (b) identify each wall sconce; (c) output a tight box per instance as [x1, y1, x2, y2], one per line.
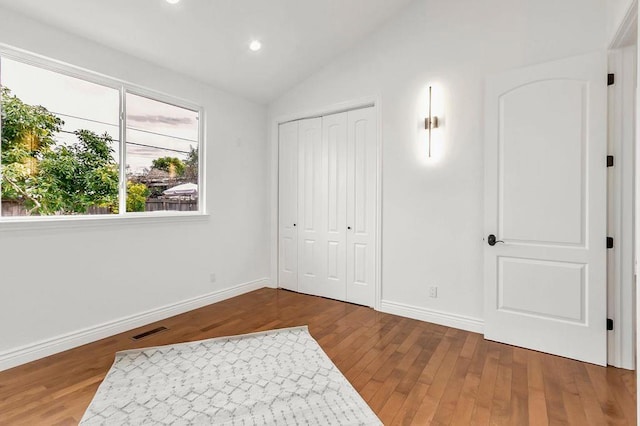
[424, 85, 439, 158]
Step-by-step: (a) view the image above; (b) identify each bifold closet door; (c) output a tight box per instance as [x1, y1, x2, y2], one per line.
[317, 112, 348, 301]
[346, 107, 377, 307]
[278, 121, 299, 291]
[278, 108, 377, 308]
[297, 118, 324, 296]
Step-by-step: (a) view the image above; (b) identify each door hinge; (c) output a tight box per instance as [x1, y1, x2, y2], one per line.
[607, 237, 614, 249]
[607, 318, 614, 331]
[608, 73, 615, 86]
[607, 155, 614, 167]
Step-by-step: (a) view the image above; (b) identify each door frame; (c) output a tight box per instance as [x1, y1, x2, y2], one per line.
[608, 45, 637, 370]
[270, 96, 383, 309]
[606, 0, 640, 419]
[608, 0, 638, 371]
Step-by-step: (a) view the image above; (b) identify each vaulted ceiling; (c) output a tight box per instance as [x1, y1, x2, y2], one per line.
[0, 0, 414, 103]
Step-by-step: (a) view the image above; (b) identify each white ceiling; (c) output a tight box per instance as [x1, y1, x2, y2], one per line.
[0, 0, 414, 103]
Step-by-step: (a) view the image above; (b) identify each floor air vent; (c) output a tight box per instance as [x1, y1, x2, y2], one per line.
[131, 326, 168, 340]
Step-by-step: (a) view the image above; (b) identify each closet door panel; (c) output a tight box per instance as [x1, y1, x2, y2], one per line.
[346, 107, 377, 307]
[278, 121, 298, 291]
[297, 118, 324, 295]
[319, 112, 348, 300]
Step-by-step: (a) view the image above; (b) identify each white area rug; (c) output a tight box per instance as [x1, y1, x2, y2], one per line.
[80, 326, 381, 425]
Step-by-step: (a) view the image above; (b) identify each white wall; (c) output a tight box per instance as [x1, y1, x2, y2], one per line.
[608, 0, 636, 44]
[269, 0, 607, 326]
[0, 7, 271, 369]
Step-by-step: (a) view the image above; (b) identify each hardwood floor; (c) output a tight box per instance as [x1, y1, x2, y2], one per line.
[0, 288, 636, 425]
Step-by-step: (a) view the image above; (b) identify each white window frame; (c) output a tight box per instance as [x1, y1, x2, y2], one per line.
[0, 45, 207, 228]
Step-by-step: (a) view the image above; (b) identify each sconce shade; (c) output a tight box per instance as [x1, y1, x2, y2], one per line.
[425, 116, 439, 130]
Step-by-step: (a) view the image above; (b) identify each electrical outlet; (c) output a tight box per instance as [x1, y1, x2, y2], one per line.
[210, 273, 217, 283]
[429, 286, 438, 298]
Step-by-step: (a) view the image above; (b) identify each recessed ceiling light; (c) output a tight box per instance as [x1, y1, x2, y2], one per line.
[166, 0, 180, 4]
[249, 40, 262, 52]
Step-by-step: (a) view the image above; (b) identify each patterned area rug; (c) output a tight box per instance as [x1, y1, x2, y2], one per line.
[80, 326, 381, 425]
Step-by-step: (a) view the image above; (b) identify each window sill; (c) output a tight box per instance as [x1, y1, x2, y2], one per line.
[0, 211, 211, 232]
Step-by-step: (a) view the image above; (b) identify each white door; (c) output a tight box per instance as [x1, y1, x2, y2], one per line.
[346, 107, 377, 307]
[297, 118, 324, 296]
[484, 52, 608, 365]
[319, 112, 348, 301]
[278, 121, 298, 291]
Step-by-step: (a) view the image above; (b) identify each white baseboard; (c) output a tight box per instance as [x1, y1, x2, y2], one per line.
[265, 278, 278, 289]
[0, 278, 270, 372]
[379, 300, 484, 334]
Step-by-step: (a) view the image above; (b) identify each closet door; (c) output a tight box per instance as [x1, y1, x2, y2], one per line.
[346, 107, 377, 307]
[318, 112, 348, 301]
[278, 121, 299, 291]
[297, 118, 324, 296]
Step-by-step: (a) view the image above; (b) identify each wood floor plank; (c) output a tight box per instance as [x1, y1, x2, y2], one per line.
[470, 347, 501, 425]
[572, 362, 608, 426]
[0, 288, 635, 425]
[449, 334, 486, 426]
[368, 344, 422, 412]
[394, 331, 442, 395]
[377, 390, 407, 424]
[509, 347, 529, 425]
[413, 330, 467, 424]
[390, 382, 431, 425]
[431, 347, 472, 424]
[585, 362, 631, 425]
[489, 345, 514, 425]
[544, 355, 573, 424]
[527, 350, 550, 426]
[608, 369, 638, 424]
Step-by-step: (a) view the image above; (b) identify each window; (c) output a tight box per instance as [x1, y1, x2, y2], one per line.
[0, 52, 202, 219]
[126, 93, 199, 213]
